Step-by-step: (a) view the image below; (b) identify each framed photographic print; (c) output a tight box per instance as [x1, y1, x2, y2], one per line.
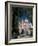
[5, 1, 37, 45]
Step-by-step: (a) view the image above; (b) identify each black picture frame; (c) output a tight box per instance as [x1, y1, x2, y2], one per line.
[5, 1, 37, 45]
